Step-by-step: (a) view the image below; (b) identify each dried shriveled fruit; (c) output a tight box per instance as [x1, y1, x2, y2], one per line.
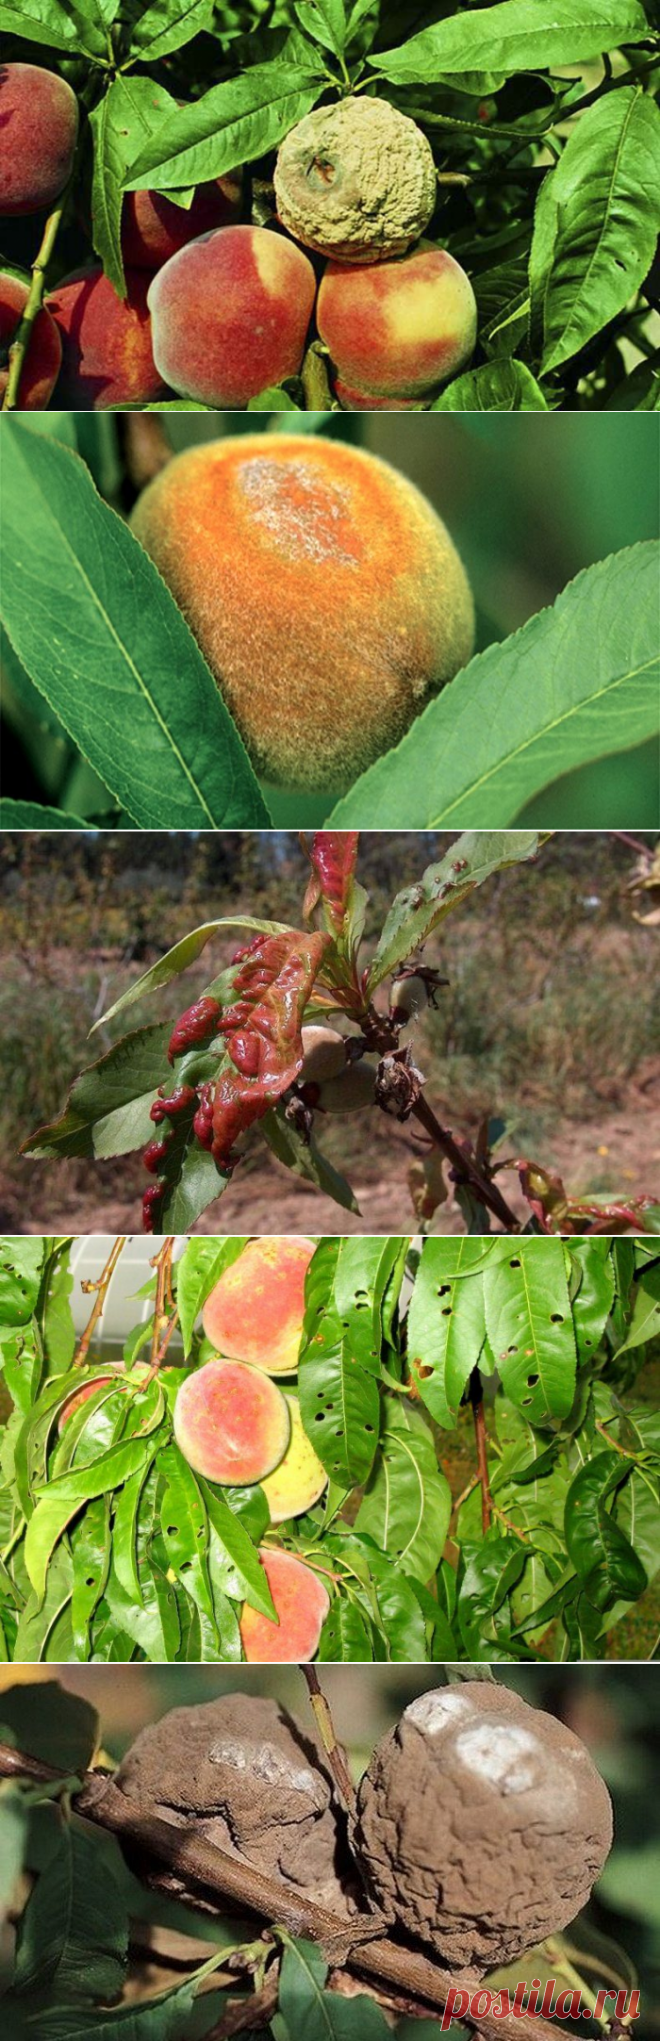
[274, 98, 436, 265]
[115, 1693, 354, 1913]
[353, 1682, 613, 1971]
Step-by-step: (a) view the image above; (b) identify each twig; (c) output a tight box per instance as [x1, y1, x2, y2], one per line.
[302, 1666, 355, 1814]
[0, 1742, 574, 2041]
[204, 1971, 279, 2039]
[412, 1092, 520, 1232]
[469, 1369, 493, 1535]
[2, 191, 68, 411]
[74, 1237, 127, 1366]
[149, 1239, 176, 1371]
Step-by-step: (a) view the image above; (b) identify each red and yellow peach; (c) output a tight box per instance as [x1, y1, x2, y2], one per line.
[173, 1357, 291, 1486]
[147, 225, 316, 406]
[0, 273, 62, 408]
[317, 244, 477, 400]
[202, 1238, 315, 1376]
[0, 63, 78, 217]
[240, 1547, 330, 1661]
[47, 265, 167, 408]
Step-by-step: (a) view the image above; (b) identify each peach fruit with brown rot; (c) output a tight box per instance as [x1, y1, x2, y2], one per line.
[239, 1547, 330, 1662]
[129, 434, 475, 794]
[274, 97, 436, 265]
[173, 1357, 291, 1486]
[147, 225, 316, 406]
[202, 1237, 316, 1377]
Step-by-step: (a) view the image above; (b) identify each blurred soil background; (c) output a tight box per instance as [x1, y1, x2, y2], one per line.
[0, 1662, 657, 2029]
[0, 830, 658, 1236]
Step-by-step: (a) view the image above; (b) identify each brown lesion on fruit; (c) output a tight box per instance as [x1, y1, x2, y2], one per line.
[274, 98, 437, 264]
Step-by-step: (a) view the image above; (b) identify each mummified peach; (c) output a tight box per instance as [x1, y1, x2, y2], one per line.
[240, 1547, 330, 1661]
[202, 1238, 315, 1376]
[147, 226, 316, 406]
[173, 1357, 291, 1485]
[129, 434, 475, 792]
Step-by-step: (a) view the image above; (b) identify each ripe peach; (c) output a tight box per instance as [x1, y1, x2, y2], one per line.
[202, 1238, 316, 1376]
[47, 265, 167, 409]
[129, 434, 475, 793]
[0, 63, 78, 217]
[240, 1547, 330, 1662]
[121, 174, 241, 270]
[335, 378, 420, 412]
[261, 1397, 328, 1523]
[0, 273, 62, 408]
[173, 1357, 291, 1486]
[317, 245, 477, 399]
[57, 1374, 116, 1432]
[148, 225, 316, 406]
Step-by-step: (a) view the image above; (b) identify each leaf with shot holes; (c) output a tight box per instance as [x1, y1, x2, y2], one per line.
[568, 1239, 616, 1365]
[483, 1238, 577, 1424]
[356, 1397, 451, 1583]
[406, 1238, 490, 1429]
[298, 1239, 381, 1487]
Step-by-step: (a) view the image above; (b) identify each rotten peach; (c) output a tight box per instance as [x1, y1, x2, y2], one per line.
[129, 433, 475, 793]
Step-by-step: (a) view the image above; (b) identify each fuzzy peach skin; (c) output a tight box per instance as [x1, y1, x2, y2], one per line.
[147, 225, 316, 406]
[0, 273, 62, 408]
[261, 1396, 328, 1524]
[121, 174, 242, 270]
[0, 63, 78, 217]
[202, 1238, 316, 1376]
[47, 265, 167, 408]
[240, 1548, 330, 1662]
[130, 434, 475, 792]
[317, 245, 478, 399]
[335, 378, 419, 412]
[173, 1357, 291, 1486]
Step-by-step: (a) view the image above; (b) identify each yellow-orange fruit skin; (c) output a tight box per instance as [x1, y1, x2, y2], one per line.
[0, 273, 61, 408]
[202, 1238, 315, 1376]
[173, 1357, 290, 1486]
[0, 63, 78, 217]
[261, 1396, 328, 1523]
[121, 175, 241, 270]
[48, 266, 167, 409]
[148, 226, 316, 406]
[240, 1548, 330, 1662]
[130, 434, 475, 793]
[318, 246, 477, 399]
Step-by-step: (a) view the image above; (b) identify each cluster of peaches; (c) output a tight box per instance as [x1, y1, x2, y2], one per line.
[59, 1237, 332, 1662]
[0, 62, 478, 411]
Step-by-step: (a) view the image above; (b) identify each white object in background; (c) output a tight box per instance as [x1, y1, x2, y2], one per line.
[68, 1236, 184, 1346]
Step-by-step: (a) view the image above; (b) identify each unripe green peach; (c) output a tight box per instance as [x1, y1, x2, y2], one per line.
[274, 98, 436, 264]
[0, 63, 78, 217]
[148, 226, 316, 407]
[300, 1025, 347, 1083]
[317, 1060, 377, 1114]
[130, 434, 475, 794]
[317, 245, 477, 400]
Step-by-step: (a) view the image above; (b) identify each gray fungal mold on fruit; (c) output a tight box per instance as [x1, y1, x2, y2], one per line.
[115, 1694, 356, 1915]
[274, 98, 437, 265]
[352, 1682, 613, 1971]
